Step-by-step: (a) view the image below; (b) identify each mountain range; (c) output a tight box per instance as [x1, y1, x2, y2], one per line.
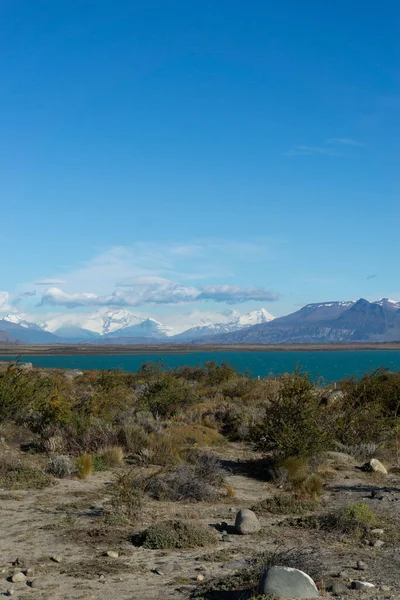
[1, 299, 400, 345]
[0, 308, 274, 344]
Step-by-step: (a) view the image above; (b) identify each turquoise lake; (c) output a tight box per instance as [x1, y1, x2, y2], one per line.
[2, 350, 400, 381]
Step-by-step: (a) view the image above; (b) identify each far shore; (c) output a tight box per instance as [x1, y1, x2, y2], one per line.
[1, 342, 400, 356]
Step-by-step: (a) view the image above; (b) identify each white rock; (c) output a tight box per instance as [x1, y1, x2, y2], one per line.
[369, 458, 388, 475]
[259, 566, 319, 598]
[106, 550, 119, 558]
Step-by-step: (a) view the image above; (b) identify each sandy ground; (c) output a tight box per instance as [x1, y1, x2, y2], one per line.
[1, 445, 400, 599]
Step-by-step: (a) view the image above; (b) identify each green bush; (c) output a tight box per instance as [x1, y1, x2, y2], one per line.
[293, 501, 377, 538]
[254, 371, 331, 459]
[137, 520, 216, 549]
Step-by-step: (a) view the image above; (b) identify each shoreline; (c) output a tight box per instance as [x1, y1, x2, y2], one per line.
[1, 342, 400, 355]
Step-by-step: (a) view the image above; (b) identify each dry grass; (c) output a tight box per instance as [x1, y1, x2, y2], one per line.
[99, 445, 124, 467]
[76, 453, 93, 479]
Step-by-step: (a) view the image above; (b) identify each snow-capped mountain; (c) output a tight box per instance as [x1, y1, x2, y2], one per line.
[3, 314, 45, 331]
[374, 297, 400, 309]
[103, 318, 172, 339]
[172, 308, 275, 341]
[42, 308, 146, 335]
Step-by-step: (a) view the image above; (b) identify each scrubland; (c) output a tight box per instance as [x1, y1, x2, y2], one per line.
[1, 360, 400, 599]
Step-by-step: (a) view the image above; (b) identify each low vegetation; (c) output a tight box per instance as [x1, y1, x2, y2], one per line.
[2, 360, 400, 598]
[136, 519, 217, 549]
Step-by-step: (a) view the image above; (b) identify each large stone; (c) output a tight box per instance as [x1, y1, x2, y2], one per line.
[234, 509, 261, 535]
[352, 580, 375, 590]
[369, 459, 387, 475]
[11, 572, 26, 583]
[258, 566, 319, 598]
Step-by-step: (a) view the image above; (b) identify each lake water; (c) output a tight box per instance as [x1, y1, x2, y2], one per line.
[2, 350, 400, 381]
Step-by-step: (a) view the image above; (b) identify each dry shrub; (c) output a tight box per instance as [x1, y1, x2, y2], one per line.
[292, 501, 377, 539]
[252, 493, 317, 515]
[0, 452, 53, 489]
[42, 434, 65, 454]
[225, 485, 236, 498]
[77, 453, 93, 479]
[99, 445, 124, 467]
[147, 459, 221, 502]
[136, 520, 216, 549]
[165, 424, 224, 447]
[278, 457, 323, 499]
[107, 469, 143, 523]
[47, 454, 76, 478]
[118, 423, 150, 455]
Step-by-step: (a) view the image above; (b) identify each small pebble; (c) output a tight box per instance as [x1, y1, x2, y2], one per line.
[11, 571, 26, 583]
[6, 590, 14, 597]
[339, 570, 349, 579]
[99, 574, 105, 580]
[380, 585, 391, 592]
[356, 560, 367, 570]
[106, 551, 119, 558]
[221, 534, 232, 542]
[26, 567, 35, 577]
[373, 540, 385, 548]
[371, 528, 384, 536]
[51, 555, 63, 563]
[196, 574, 205, 582]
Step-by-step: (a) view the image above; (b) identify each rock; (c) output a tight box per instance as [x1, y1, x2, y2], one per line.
[356, 560, 367, 570]
[258, 566, 319, 598]
[106, 551, 119, 558]
[369, 458, 388, 475]
[352, 580, 375, 590]
[51, 555, 63, 563]
[221, 534, 233, 542]
[11, 571, 26, 583]
[26, 567, 35, 577]
[371, 528, 384, 536]
[380, 585, 391, 592]
[373, 539, 385, 548]
[331, 581, 347, 595]
[30, 578, 48, 589]
[323, 451, 354, 464]
[155, 562, 181, 574]
[6, 590, 14, 597]
[196, 574, 205, 582]
[338, 570, 349, 579]
[235, 508, 261, 535]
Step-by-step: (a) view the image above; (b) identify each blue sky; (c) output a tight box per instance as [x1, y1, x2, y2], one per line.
[1, 0, 399, 322]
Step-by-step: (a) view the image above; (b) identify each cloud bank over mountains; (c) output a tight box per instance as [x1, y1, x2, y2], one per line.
[38, 280, 279, 309]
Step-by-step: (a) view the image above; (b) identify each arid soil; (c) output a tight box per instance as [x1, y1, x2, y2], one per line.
[1, 443, 400, 599]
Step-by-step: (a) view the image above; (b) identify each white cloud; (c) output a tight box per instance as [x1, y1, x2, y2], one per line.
[327, 138, 365, 147]
[39, 278, 279, 309]
[286, 145, 339, 157]
[0, 292, 11, 313]
[35, 279, 67, 285]
[287, 138, 365, 156]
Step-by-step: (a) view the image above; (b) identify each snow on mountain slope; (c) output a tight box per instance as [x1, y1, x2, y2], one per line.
[3, 314, 45, 331]
[103, 318, 172, 339]
[42, 308, 147, 335]
[237, 308, 275, 326]
[172, 308, 275, 340]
